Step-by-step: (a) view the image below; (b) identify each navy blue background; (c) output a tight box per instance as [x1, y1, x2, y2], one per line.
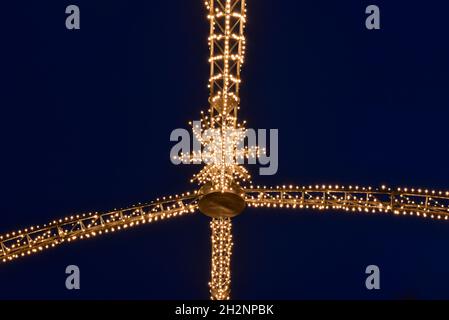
[1, 0, 449, 299]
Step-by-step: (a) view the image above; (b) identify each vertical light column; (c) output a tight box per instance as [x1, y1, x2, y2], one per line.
[205, 0, 247, 191]
[206, 0, 247, 129]
[209, 217, 233, 300]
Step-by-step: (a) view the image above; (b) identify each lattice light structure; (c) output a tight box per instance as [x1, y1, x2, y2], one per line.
[207, 0, 246, 129]
[245, 185, 449, 219]
[1, 0, 448, 301]
[176, 122, 259, 188]
[0, 194, 199, 263]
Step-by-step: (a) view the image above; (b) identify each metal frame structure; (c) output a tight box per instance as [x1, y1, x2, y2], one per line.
[245, 185, 449, 218]
[1, 0, 448, 301]
[207, 0, 246, 129]
[1, 194, 199, 263]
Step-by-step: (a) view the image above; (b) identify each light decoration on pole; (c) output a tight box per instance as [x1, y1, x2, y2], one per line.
[202, 0, 247, 301]
[173, 115, 263, 191]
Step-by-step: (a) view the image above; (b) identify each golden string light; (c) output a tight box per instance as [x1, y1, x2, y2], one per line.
[245, 185, 449, 220]
[209, 218, 233, 300]
[0, 194, 199, 263]
[204, 0, 248, 192]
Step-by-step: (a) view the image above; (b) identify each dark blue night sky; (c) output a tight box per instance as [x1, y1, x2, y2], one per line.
[1, 0, 449, 299]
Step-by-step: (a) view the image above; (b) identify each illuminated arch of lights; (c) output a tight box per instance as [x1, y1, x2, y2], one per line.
[2, 0, 447, 300]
